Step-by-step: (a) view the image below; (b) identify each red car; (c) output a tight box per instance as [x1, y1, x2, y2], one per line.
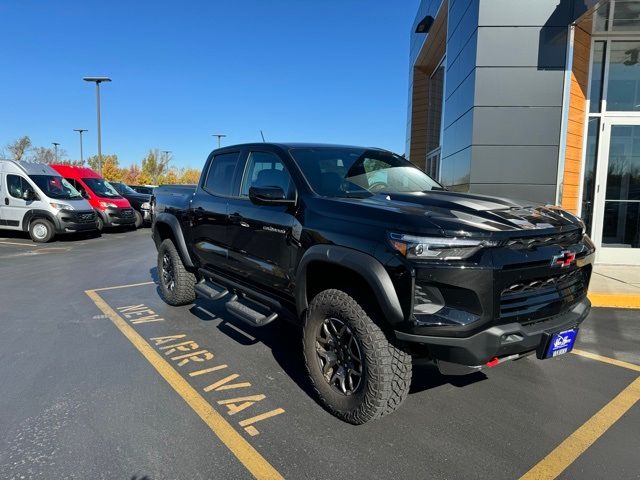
[51, 165, 136, 231]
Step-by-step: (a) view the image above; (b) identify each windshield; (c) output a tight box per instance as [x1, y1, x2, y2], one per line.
[289, 147, 443, 198]
[112, 182, 138, 195]
[29, 175, 83, 200]
[83, 178, 122, 198]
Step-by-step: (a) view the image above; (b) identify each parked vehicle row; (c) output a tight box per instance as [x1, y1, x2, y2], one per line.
[0, 159, 152, 242]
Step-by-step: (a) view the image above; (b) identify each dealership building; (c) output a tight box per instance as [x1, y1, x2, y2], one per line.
[406, 0, 640, 265]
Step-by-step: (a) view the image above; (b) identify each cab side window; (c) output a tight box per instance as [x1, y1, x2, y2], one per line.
[203, 152, 240, 196]
[240, 152, 294, 199]
[7, 175, 27, 199]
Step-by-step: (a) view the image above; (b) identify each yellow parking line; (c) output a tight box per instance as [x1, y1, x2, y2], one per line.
[520, 376, 640, 480]
[572, 349, 640, 373]
[85, 289, 283, 480]
[0, 241, 37, 247]
[91, 281, 155, 292]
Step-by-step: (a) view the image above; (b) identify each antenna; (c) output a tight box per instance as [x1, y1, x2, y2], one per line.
[260, 130, 266, 142]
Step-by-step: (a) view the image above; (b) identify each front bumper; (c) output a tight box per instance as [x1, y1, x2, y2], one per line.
[396, 297, 590, 366]
[98, 207, 136, 227]
[55, 210, 98, 233]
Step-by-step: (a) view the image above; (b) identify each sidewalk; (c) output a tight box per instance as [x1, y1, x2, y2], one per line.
[588, 265, 640, 309]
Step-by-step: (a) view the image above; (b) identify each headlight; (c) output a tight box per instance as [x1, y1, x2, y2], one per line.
[141, 202, 150, 210]
[50, 202, 74, 211]
[388, 232, 497, 260]
[99, 201, 117, 209]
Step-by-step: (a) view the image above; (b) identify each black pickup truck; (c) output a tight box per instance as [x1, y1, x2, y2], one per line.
[152, 143, 594, 424]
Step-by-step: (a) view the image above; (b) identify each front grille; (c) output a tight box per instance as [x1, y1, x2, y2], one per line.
[504, 231, 582, 249]
[110, 208, 134, 219]
[76, 211, 96, 224]
[500, 269, 586, 321]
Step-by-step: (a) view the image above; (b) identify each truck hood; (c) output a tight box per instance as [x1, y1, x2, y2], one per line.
[323, 190, 582, 237]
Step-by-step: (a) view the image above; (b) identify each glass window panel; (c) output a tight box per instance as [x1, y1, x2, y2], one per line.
[606, 41, 640, 112]
[606, 125, 640, 201]
[602, 201, 640, 248]
[580, 118, 601, 234]
[594, 2, 610, 32]
[204, 152, 239, 196]
[612, 1, 640, 31]
[589, 42, 606, 113]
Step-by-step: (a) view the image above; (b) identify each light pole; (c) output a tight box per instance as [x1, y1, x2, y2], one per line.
[212, 134, 226, 149]
[73, 129, 88, 164]
[52, 142, 60, 163]
[83, 76, 111, 173]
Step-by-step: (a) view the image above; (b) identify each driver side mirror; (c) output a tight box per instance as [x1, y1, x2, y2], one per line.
[22, 189, 38, 201]
[248, 186, 295, 206]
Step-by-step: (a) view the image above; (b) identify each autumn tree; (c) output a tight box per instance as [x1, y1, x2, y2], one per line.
[141, 149, 171, 185]
[6, 136, 32, 161]
[159, 169, 179, 185]
[86, 154, 119, 173]
[179, 168, 201, 184]
[123, 164, 142, 185]
[101, 156, 124, 181]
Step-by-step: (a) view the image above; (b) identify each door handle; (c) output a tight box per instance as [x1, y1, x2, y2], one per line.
[230, 212, 250, 228]
[4, 198, 8, 205]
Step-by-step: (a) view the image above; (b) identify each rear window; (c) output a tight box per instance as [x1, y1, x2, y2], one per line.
[203, 152, 240, 196]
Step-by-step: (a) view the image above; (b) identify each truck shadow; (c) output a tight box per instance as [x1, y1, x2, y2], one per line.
[148, 267, 487, 401]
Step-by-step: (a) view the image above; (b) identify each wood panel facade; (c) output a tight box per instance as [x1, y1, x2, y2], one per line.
[561, 26, 592, 213]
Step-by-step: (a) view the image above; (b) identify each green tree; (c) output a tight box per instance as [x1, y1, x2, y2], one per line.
[101, 156, 123, 181]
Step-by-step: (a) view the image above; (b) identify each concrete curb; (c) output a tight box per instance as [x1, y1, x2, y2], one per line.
[588, 293, 640, 309]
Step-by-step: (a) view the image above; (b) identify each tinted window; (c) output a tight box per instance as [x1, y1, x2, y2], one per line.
[204, 152, 239, 196]
[289, 147, 442, 198]
[240, 151, 294, 198]
[7, 175, 29, 199]
[83, 178, 121, 198]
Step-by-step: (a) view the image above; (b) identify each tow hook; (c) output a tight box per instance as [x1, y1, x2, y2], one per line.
[436, 351, 534, 376]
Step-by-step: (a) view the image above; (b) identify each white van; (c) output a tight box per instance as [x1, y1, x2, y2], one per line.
[0, 159, 97, 242]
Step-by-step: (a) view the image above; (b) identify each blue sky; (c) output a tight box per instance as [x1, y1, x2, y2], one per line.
[0, 1, 419, 169]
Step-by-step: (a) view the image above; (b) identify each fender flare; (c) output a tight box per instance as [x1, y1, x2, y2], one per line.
[295, 244, 405, 325]
[22, 210, 59, 232]
[153, 213, 194, 268]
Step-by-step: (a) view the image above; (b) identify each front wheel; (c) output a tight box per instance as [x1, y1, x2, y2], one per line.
[134, 210, 143, 229]
[157, 239, 196, 306]
[29, 218, 54, 243]
[302, 289, 412, 424]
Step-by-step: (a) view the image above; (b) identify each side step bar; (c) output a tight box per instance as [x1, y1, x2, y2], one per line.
[195, 280, 228, 301]
[225, 295, 278, 327]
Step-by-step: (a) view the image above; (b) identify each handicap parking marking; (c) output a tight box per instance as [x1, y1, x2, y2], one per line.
[86, 283, 284, 480]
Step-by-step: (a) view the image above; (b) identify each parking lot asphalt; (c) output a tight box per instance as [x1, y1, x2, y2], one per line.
[0, 229, 638, 479]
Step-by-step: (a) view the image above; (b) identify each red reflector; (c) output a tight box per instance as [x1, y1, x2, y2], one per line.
[486, 357, 500, 368]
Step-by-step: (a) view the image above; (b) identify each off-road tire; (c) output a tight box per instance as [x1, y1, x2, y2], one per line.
[302, 289, 412, 424]
[157, 239, 196, 306]
[29, 218, 54, 243]
[134, 210, 144, 229]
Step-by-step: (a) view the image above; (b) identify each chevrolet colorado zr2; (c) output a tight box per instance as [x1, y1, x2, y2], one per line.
[152, 143, 594, 424]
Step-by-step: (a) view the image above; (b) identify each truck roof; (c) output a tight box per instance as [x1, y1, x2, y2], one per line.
[214, 142, 388, 152]
[0, 158, 63, 176]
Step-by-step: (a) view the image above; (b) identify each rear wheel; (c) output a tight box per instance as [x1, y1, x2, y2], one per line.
[133, 210, 144, 229]
[29, 218, 54, 243]
[302, 289, 412, 424]
[157, 239, 196, 306]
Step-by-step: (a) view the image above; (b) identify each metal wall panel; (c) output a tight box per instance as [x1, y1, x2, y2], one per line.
[472, 106, 563, 146]
[469, 146, 560, 184]
[474, 68, 565, 106]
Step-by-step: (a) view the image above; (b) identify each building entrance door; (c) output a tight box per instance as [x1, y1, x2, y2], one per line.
[592, 117, 640, 264]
